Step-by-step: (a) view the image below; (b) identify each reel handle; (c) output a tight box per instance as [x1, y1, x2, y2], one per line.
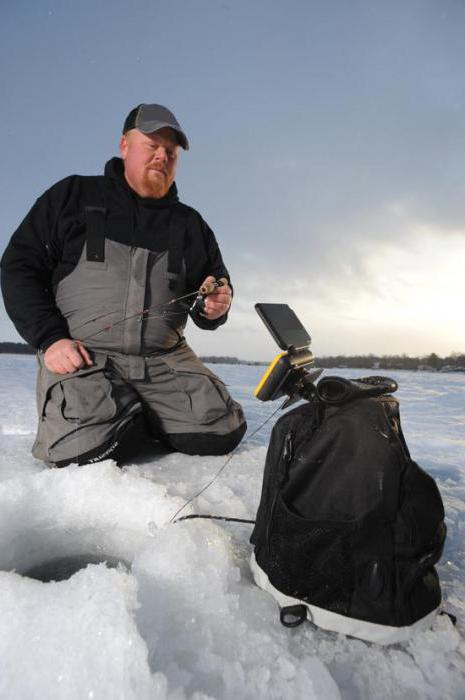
[199, 278, 226, 295]
[191, 278, 227, 314]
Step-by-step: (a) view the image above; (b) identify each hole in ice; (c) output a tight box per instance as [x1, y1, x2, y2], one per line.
[23, 553, 130, 582]
[2, 521, 136, 584]
[1, 514, 147, 585]
[0, 464, 167, 585]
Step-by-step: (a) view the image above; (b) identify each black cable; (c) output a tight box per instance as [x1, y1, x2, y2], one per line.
[175, 514, 255, 524]
[170, 401, 284, 523]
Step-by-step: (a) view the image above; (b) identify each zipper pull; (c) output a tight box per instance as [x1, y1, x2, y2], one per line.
[283, 431, 294, 463]
[280, 431, 295, 487]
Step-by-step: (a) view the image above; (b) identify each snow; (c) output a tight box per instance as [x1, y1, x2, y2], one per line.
[0, 354, 464, 699]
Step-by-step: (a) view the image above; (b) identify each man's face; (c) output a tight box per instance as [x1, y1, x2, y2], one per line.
[119, 127, 180, 198]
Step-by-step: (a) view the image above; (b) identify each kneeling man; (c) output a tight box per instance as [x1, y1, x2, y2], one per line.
[1, 103, 246, 466]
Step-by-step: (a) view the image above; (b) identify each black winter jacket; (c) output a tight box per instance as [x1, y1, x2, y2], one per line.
[1, 158, 230, 351]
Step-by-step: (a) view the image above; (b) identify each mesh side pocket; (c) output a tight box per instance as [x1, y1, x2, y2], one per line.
[263, 495, 356, 615]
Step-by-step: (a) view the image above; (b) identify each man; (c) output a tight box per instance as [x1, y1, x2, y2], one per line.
[1, 103, 246, 467]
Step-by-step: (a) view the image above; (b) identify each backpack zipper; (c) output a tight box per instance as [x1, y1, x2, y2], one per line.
[267, 430, 294, 552]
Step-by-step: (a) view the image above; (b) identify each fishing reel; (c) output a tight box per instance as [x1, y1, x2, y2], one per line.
[190, 278, 227, 315]
[254, 304, 322, 408]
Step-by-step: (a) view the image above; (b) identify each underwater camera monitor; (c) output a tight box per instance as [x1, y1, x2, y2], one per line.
[254, 304, 322, 406]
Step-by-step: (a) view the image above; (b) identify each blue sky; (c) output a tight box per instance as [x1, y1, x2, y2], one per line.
[1, 0, 464, 360]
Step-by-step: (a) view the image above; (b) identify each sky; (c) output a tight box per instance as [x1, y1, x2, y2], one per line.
[0, 0, 464, 361]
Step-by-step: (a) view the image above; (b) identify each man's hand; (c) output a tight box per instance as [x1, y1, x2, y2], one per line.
[43, 338, 93, 374]
[200, 276, 232, 320]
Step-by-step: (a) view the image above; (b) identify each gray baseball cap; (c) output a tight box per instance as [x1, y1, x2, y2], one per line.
[122, 103, 189, 150]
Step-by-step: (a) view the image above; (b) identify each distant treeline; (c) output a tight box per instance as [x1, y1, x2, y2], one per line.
[315, 352, 465, 372]
[0, 343, 464, 371]
[200, 355, 265, 366]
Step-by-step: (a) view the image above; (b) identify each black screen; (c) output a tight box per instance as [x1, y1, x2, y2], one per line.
[255, 303, 311, 351]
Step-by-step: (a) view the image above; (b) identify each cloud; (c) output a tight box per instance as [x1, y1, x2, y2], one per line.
[218, 211, 465, 359]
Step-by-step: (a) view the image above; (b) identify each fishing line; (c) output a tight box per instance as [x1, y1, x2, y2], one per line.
[70, 308, 122, 335]
[170, 401, 285, 524]
[133, 308, 188, 325]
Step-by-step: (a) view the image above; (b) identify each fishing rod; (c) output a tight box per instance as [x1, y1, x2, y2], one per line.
[77, 279, 225, 343]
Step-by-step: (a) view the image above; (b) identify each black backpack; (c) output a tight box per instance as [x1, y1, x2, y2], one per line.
[250, 376, 446, 645]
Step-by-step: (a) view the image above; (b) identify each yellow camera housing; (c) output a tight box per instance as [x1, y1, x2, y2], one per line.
[254, 348, 316, 402]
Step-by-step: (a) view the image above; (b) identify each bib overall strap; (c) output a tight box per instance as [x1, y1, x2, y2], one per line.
[85, 206, 107, 262]
[167, 207, 188, 290]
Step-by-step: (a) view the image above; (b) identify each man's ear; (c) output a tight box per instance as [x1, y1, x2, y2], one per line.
[119, 134, 128, 159]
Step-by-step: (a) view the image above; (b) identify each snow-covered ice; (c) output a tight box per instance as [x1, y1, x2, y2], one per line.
[0, 354, 464, 699]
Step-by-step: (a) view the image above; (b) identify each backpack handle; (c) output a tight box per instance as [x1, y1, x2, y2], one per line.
[280, 604, 307, 628]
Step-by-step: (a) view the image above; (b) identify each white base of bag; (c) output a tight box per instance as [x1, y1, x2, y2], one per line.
[250, 552, 438, 646]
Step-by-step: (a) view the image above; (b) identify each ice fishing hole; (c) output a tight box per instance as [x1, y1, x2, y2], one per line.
[2, 522, 139, 583]
[23, 554, 130, 582]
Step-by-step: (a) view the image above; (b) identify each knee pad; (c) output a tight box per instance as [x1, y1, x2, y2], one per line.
[163, 420, 247, 456]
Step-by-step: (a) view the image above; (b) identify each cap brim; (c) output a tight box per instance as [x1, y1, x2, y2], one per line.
[136, 120, 189, 150]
